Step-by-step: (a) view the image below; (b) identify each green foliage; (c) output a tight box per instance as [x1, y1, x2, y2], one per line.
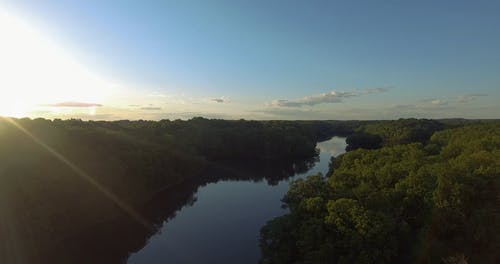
[345, 118, 446, 150]
[345, 132, 382, 151]
[0, 117, 335, 262]
[260, 122, 500, 263]
[362, 118, 445, 146]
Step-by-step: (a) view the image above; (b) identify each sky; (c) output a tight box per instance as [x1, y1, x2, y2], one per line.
[0, 0, 499, 120]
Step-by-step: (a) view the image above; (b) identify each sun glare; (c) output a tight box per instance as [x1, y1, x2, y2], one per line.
[0, 10, 116, 117]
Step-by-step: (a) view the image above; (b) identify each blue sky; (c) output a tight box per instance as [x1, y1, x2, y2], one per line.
[1, 0, 499, 120]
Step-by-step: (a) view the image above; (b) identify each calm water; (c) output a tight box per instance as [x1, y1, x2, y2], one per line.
[128, 137, 346, 264]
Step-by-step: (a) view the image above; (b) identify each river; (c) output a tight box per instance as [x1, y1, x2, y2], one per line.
[128, 136, 346, 264]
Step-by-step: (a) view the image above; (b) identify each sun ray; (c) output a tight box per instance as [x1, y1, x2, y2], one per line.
[1, 116, 154, 231]
[0, 10, 117, 118]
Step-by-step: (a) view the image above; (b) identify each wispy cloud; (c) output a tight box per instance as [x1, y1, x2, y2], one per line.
[140, 106, 162, 111]
[271, 91, 354, 107]
[457, 93, 487, 103]
[270, 87, 389, 107]
[46, 102, 103, 107]
[147, 92, 168, 98]
[419, 98, 448, 106]
[431, 99, 448, 106]
[254, 107, 318, 119]
[365, 87, 390, 94]
[210, 96, 229, 103]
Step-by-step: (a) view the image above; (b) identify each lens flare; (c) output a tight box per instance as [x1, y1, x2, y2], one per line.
[0, 10, 116, 117]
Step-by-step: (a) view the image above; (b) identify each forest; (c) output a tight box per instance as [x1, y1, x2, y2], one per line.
[0, 117, 350, 262]
[1, 117, 498, 263]
[260, 121, 500, 263]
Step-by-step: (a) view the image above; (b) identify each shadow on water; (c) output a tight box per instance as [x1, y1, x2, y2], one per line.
[33, 156, 318, 264]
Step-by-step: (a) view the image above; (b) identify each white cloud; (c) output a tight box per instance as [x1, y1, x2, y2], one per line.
[147, 92, 168, 98]
[270, 88, 388, 108]
[210, 96, 229, 103]
[431, 99, 448, 106]
[457, 93, 487, 103]
[46, 102, 103, 107]
[140, 106, 162, 111]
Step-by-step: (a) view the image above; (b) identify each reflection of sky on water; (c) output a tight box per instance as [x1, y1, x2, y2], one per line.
[129, 137, 347, 264]
[317, 137, 347, 157]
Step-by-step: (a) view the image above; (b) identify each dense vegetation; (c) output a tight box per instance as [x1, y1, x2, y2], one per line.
[345, 132, 383, 151]
[260, 122, 500, 263]
[344, 119, 448, 151]
[0, 117, 342, 262]
[92, 118, 327, 161]
[2, 117, 497, 263]
[361, 119, 446, 146]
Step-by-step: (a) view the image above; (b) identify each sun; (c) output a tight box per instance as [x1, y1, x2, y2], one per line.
[0, 10, 116, 117]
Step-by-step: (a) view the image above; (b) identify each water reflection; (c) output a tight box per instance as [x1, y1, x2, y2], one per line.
[128, 137, 346, 264]
[317, 136, 348, 156]
[206, 156, 318, 186]
[1, 137, 345, 264]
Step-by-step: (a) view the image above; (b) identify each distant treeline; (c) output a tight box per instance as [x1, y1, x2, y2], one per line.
[260, 120, 500, 263]
[344, 118, 493, 151]
[0, 117, 353, 262]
